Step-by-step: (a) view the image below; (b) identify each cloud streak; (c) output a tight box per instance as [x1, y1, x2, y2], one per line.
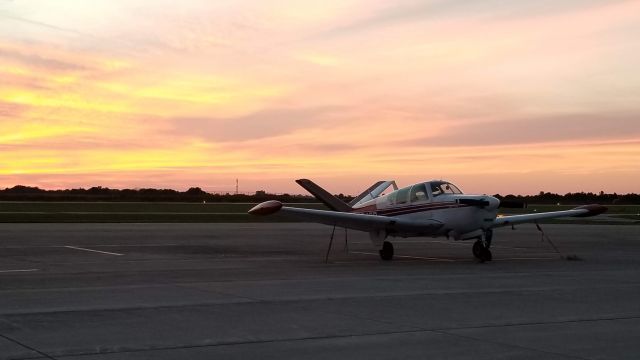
[168, 106, 343, 142]
[405, 113, 640, 147]
[0, 47, 89, 71]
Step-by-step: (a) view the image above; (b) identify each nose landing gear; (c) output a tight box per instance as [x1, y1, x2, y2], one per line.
[472, 229, 493, 262]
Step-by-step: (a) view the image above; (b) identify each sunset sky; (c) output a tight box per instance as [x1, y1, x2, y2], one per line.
[1, 0, 639, 195]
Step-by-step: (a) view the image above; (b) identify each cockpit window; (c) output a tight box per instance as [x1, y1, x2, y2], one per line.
[395, 186, 411, 204]
[384, 191, 397, 205]
[410, 183, 428, 202]
[446, 183, 462, 194]
[430, 181, 462, 196]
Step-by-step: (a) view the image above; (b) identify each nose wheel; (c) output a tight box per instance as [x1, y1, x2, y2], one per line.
[379, 241, 394, 261]
[472, 232, 492, 262]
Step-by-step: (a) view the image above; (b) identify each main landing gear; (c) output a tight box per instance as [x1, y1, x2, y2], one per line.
[472, 230, 493, 262]
[379, 241, 394, 261]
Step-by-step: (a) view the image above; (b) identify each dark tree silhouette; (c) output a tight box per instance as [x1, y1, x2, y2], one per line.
[0, 185, 637, 204]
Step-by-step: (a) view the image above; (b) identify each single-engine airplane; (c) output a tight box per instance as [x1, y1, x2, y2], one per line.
[248, 179, 607, 261]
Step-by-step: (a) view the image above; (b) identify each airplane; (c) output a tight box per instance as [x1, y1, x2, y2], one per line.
[248, 179, 607, 261]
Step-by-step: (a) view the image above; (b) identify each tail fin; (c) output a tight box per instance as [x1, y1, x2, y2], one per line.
[295, 179, 352, 212]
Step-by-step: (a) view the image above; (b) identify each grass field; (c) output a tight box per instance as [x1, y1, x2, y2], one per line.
[0, 202, 638, 223]
[500, 204, 640, 214]
[0, 202, 325, 223]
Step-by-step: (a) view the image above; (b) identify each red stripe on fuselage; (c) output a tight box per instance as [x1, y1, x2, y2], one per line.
[352, 201, 468, 217]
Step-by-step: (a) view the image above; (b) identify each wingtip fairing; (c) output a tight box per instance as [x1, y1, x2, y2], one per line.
[248, 200, 283, 215]
[571, 204, 608, 217]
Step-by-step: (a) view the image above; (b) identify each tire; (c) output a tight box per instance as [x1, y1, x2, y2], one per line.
[472, 240, 483, 259]
[481, 247, 492, 262]
[473, 240, 492, 262]
[379, 241, 394, 261]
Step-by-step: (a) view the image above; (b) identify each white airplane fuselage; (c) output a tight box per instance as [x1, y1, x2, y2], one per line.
[351, 181, 500, 240]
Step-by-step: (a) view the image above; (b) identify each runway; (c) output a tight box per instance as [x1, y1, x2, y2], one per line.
[0, 223, 639, 359]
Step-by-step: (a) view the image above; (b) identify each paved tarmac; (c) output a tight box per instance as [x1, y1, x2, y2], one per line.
[0, 223, 638, 359]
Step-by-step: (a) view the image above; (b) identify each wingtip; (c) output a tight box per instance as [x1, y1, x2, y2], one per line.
[248, 200, 283, 215]
[572, 204, 608, 217]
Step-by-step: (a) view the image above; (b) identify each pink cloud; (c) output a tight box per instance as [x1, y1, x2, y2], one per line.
[0, 101, 27, 118]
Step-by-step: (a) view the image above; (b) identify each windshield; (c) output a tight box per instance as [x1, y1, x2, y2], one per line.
[430, 181, 462, 196]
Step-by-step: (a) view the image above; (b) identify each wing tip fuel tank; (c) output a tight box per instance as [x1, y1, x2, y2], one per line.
[248, 200, 283, 215]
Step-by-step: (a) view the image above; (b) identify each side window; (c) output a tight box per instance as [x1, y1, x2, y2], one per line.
[384, 191, 397, 206]
[395, 187, 410, 205]
[410, 184, 428, 202]
[431, 183, 443, 196]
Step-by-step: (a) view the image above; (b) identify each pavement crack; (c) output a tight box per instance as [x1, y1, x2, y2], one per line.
[41, 329, 433, 358]
[0, 332, 59, 360]
[175, 283, 265, 303]
[39, 315, 640, 359]
[431, 329, 592, 360]
[433, 314, 640, 332]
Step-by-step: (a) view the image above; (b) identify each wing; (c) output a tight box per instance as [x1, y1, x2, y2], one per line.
[248, 200, 443, 234]
[492, 204, 607, 228]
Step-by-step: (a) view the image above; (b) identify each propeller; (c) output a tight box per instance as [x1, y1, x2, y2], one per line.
[498, 200, 527, 209]
[457, 198, 491, 207]
[457, 197, 526, 209]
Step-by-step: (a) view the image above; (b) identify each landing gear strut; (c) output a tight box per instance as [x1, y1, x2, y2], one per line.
[485, 229, 493, 248]
[379, 241, 394, 261]
[472, 230, 492, 262]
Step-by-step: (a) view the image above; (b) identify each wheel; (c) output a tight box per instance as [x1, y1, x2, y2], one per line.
[472, 240, 483, 259]
[480, 247, 492, 262]
[379, 241, 394, 260]
[472, 240, 492, 262]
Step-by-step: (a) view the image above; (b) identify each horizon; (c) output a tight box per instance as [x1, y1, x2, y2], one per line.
[2, 183, 638, 198]
[2, 1, 639, 195]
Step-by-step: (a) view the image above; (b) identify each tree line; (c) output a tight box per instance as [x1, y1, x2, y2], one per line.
[0, 185, 326, 203]
[0, 185, 638, 204]
[495, 191, 640, 205]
